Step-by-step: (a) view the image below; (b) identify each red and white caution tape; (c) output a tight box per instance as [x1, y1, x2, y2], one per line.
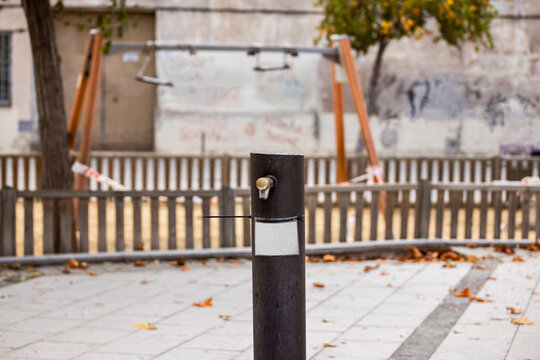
[71, 161, 128, 190]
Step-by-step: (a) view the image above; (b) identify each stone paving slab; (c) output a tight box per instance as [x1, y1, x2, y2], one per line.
[0, 248, 538, 359]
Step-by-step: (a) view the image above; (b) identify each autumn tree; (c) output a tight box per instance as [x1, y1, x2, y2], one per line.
[315, 0, 498, 115]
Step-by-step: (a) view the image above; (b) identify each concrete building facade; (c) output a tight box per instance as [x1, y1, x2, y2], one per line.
[1, 0, 539, 156]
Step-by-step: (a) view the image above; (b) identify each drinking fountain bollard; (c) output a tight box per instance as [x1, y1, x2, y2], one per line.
[250, 152, 306, 360]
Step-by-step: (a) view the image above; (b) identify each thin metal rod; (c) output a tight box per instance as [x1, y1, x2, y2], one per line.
[204, 215, 252, 218]
[109, 41, 340, 62]
[0, 239, 534, 266]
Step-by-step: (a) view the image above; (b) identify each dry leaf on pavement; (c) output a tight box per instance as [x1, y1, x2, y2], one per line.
[364, 263, 380, 273]
[61, 268, 71, 274]
[193, 297, 213, 307]
[140, 280, 148, 285]
[322, 254, 336, 262]
[455, 288, 473, 298]
[512, 256, 524, 262]
[313, 282, 325, 288]
[181, 266, 191, 272]
[87, 271, 98, 276]
[506, 306, 522, 314]
[323, 343, 336, 348]
[134, 259, 146, 267]
[406, 246, 423, 259]
[511, 317, 533, 325]
[79, 262, 88, 269]
[68, 259, 79, 268]
[133, 322, 157, 330]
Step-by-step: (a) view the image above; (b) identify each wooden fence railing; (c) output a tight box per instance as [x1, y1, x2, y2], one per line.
[1, 182, 538, 258]
[1, 152, 539, 191]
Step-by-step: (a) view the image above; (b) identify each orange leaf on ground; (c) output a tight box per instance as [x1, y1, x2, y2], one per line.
[466, 244, 478, 248]
[511, 317, 533, 325]
[219, 314, 230, 321]
[87, 271, 98, 276]
[133, 322, 157, 330]
[454, 288, 473, 298]
[193, 297, 213, 307]
[181, 266, 191, 272]
[68, 259, 79, 268]
[322, 254, 336, 262]
[313, 282, 325, 288]
[364, 263, 380, 273]
[323, 343, 336, 348]
[380, 271, 389, 276]
[134, 259, 146, 267]
[227, 259, 244, 264]
[513, 256, 524, 262]
[443, 263, 456, 268]
[9, 263, 21, 270]
[140, 280, 148, 285]
[440, 251, 461, 261]
[471, 297, 487, 302]
[61, 268, 71, 274]
[406, 246, 423, 259]
[79, 262, 88, 269]
[506, 306, 522, 314]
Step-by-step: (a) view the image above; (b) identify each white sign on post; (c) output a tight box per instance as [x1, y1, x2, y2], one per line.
[254, 220, 299, 256]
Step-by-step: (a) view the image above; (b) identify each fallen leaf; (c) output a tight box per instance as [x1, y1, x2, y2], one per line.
[133, 322, 157, 330]
[68, 259, 79, 268]
[140, 280, 148, 285]
[323, 343, 336, 348]
[321, 319, 331, 323]
[61, 268, 71, 274]
[506, 306, 522, 314]
[471, 297, 487, 303]
[79, 262, 88, 269]
[219, 314, 230, 321]
[487, 276, 497, 280]
[364, 263, 380, 273]
[227, 259, 244, 264]
[511, 317, 533, 325]
[406, 246, 423, 259]
[455, 288, 473, 298]
[9, 263, 21, 270]
[441, 251, 461, 261]
[380, 271, 389, 276]
[87, 271, 98, 276]
[193, 297, 213, 307]
[313, 282, 325, 288]
[513, 256, 524, 262]
[533, 290, 540, 295]
[322, 254, 336, 262]
[134, 259, 146, 267]
[466, 244, 479, 248]
[181, 266, 191, 272]
[443, 262, 456, 268]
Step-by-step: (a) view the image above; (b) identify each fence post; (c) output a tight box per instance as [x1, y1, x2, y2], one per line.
[219, 185, 235, 247]
[221, 154, 230, 187]
[0, 187, 17, 256]
[415, 180, 431, 239]
[250, 152, 306, 360]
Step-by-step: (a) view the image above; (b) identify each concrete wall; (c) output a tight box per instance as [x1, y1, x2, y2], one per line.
[149, 0, 540, 156]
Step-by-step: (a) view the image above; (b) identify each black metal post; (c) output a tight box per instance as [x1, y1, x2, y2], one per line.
[250, 152, 306, 360]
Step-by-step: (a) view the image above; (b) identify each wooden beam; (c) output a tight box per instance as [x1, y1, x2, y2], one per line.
[337, 37, 382, 178]
[67, 31, 94, 151]
[331, 59, 347, 183]
[74, 30, 103, 191]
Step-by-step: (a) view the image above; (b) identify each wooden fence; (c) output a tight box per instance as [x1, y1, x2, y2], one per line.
[1, 182, 538, 258]
[1, 152, 539, 191]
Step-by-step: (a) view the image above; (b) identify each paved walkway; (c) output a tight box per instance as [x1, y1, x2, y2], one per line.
[0, 247, 538, 360]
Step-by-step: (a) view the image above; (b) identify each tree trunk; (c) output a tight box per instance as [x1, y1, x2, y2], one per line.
[22, 1, 76, 252]
[367, 39, 388, 116]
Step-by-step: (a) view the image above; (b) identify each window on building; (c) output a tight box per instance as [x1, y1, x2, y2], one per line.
[0, 32, 12, 106]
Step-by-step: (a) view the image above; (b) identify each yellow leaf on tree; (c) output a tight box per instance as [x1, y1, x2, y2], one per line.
[133, 322, 157, 330]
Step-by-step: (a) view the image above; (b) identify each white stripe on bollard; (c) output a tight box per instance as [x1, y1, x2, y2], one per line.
[254, 220, 299, 256]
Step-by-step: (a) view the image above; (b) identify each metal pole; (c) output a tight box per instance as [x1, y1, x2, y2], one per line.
[250, 152, 306, 360]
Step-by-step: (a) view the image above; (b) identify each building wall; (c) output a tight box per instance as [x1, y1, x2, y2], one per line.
[0, 6, 35, 152]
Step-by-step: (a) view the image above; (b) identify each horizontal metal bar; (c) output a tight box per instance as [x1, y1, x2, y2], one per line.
[0, 239, 534, 266]
[109, 41, 339, 60]
[16, 189, 219, 199]
[431, 183, 540, 192]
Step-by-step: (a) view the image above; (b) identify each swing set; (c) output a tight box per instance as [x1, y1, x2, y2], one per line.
[66, 30, 385, 192]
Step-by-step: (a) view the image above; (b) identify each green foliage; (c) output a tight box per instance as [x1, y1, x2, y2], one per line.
[53, 0, 138, 53]
[315, 0, 498, 53]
